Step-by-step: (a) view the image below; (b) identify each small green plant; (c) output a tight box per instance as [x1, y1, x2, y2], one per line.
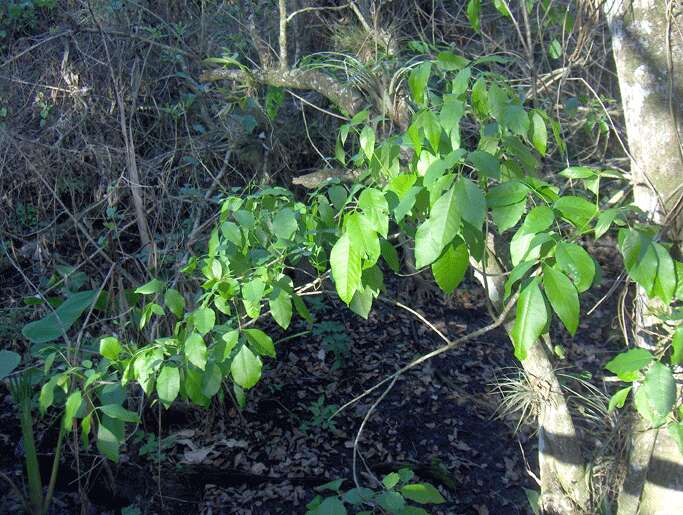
[306, 468, 446, 514]
[300, 395, 338, 433]
[313, 320, 352, 370]
[133, 430, 177, 464]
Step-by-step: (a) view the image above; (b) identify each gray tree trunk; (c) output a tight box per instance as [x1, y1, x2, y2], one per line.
[605, 0, 683, 513]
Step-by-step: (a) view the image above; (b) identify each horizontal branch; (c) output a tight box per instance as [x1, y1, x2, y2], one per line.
[200, 67, 364, 117]
[291, 168, 361, 189]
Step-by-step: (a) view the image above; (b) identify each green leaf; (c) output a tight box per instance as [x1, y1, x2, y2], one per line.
[605, 348, 653, 381]
[672, 327, 683, 366]
[621, 230, 658, 295]
[555, 242, 595, 292]
[454, 177, 486, 230]
[559, 166, 596, 179]
[471, 77, 488, 118]
[360, 126, 376, 161]
[437, 51, 470, 71]
[376, 491, 406, 513]
[652, 243, 676, 304]
[135, 278, 164, 295]
[346, 212, 380, 266]
[512, 279, 547, 360]
[530, 112, 547, 155]
[269, 289, 292, 329]
[468, 150, 500, 179]
[608, 386, 632, 412]
[242, 278, 266, 318]
[99, 336, 121, 361]
[342, 487, 374, 505]
[380, 240, 400, 273]
[163, 288, 185, 318]
[451, 67, 471, 96]
[553, 196, 597, 229]
[22, 290, 98, 344]
[542, 265, 579, 335]
[349, 286, 373, 319]
[383, 472, 401, 489]
[185, 333, 208, 370]
[414, 186, 461, 268]
[432, 242, 469, 294]
[156, 365, 180, 408]
[231, 345, 262, 389]
[359, 188, 389, 238]
[314, 497, 347, 515]
[595, 208, 619, 239]
[635, 362, 676, 427]
[221, 221, 242, 246]
[502, 104, 530, 136]
[193, 307, 216, 335]
[330, 233, 362, 305]
[244, 328, 276, 358]
[39, 377, 57, 414]
[0, 350, 21, 379]
[201, 362, 223, 397]
[64, 390, 83, 430]
[400, 483, 446, 504]
[408, 62, 432, 106]
[100, 403, 140, 423]
[467, 0, 481, 32]
[293, 295, 313, 324]
[97, 414, 123, 462]
[669, 422, 683, 454]
[548, 39, 562, 59]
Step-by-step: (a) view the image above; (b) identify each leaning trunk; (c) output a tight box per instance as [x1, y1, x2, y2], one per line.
[605, 0, 683, 512]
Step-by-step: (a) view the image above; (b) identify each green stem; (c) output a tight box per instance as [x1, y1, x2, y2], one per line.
[19, 393, 43, 514]
[41, 419, 66, 514]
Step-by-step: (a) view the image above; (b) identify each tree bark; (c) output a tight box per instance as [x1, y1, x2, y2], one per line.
[605, 0, 683, 513]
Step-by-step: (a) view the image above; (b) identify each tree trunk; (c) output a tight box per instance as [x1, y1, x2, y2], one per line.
[605, 0, 683, 512]
[473, 241, 590, 513]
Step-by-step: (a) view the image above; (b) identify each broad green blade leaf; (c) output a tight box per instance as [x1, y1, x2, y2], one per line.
[269, 289, 292, 329]
[242, 278, 266, 319]
[468, 150, 500, 179]
[135, 278, 164, 295]
[380, 239, 400, 273]
[408, 62, 432, 106]
[0, 350, 21, 379]
[400, 483, 446, 504]
[64, 390, 82, 430]
[185, 333, 208, 370]
[383, 472, 401, 489]
[608, 386, 632, 412]
[530, 112, 547, 156]
[99, 337, 121, 361]
[414, 186, 461, 268]
[164, 288, 185, 318]
[437, 51, 470, 71]
[454, 177, 486, 230]
[156, 365, 180, 408]
[349, 286, 373, 319]
[620, 230, 658, 295]
[635, 362, 676, 427]
[272, 207, 298, 240]
[502, 104, 530, 136]
[553, 196, 597, 229]
[669, 422, 683, 454]
[22, 290, 98, 344]
[360, 126, 375, 161]
[346, 212, 380, 266]
[432, 242, 469, 294]
[330, 233, 362, 305]
[201, 362, 223, 397]
[231, 345, 262, 389]
[523, 205, 554, 233]
[244, 328, 276, 358]
[97, 415, 123, 462]
[605, 348, 653, 381]
[559, 166, 596, 179]
[542, 265, 579, 335]
[359, 188, 389, 238]
[555, 242, 596, 292]
[100, 403, 140, 423]
[193, 307, 215, 335]
[652, 243, 675, 304]
[512, 279, 548, 360]
[221, 221, 242, 246]
[184, 365, 210, 407]
[466, 0, 481, 32]
[315, 497, 347, 515]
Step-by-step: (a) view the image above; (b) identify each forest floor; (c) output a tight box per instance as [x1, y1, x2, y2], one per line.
[0, 239, 622, 515]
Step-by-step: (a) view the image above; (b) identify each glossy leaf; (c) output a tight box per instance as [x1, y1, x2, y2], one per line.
[543, 265, 579, 335]
[157, 365, 180, 408]
[185, 333, 208, 370]
[330, 232, 362, 305]
[244, 328, 276, 358]
[605, 348, 654, 382]
[231, 345, 262, 389]
[400, 483, 446, 504]
[432, 242, 469, 294]
[512, 279, 547, 360]
[415, 186, 461, 268]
